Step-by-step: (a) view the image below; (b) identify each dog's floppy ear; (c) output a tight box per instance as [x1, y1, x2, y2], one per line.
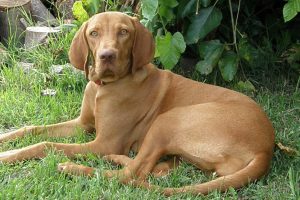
[131, 17, 155, 73]
[69, 22, 90, 78]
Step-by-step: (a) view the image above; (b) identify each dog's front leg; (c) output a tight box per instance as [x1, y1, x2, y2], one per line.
[0, 118, 93, 143]
[0, 141, 98, 163]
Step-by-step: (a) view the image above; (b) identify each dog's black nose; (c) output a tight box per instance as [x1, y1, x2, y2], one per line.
[99, 49, 116, 61]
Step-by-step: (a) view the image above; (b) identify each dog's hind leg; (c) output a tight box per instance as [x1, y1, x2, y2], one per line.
[152, 157, 180, 177]
[58, 155, 179, 178]
[103, 154, 179, 177]
[162, 153, 272, 196]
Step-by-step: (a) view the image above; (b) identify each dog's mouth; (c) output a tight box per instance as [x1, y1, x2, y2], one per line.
[89, 59, 131, 85]
[88, 65, 114, 84]
[101, 69, 115, 78]
[89, 67, 118, 85]
[98, 69, 117, 81]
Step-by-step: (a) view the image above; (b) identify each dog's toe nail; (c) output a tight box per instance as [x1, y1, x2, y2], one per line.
[58, 165, 66, 171]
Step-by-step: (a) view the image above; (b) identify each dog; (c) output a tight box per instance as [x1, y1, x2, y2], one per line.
[0, 12, 275, 195]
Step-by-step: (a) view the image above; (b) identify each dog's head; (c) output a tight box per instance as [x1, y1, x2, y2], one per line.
[69, 12, 155, 84]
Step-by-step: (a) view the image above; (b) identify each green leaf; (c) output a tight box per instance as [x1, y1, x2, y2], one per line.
[180, 0, 197, 18]
[156, 32, 186, 70]
[199, 40, 223, 59]
[140, 18, 155, 32]
[82, 0, 101, 16]
[158, 0, 178, 22]
[196, 40, 224, 75]
[238, 38, 259, 65]
[195, 60, 214, 75]
[283, 0, 300, 22]
[201, 0, 211, 7]
[72, 1, 89, 23]
[185, 6, 223, 44]
[160, 0, 179, 8]
[285, 44, 300, 71]
[141, 0, 158, 20]
[173, 32, 186, 52]
[218, 51, 238, 82]
[158, 5, 175, 22]
[235, 80, 256, 92]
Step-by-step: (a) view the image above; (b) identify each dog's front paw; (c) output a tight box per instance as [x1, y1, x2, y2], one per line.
[57, 162, 95, 176]
[57, 162, 79, 174]
[0, 149, 23, 163]
[0, 132, 13, 143]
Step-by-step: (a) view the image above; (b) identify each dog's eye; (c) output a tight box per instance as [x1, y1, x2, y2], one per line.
[119, 29, 128, 36]
[90, 31, 98, 37]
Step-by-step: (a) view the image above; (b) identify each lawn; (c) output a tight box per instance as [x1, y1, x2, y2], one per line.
[0, 33, 299, 200]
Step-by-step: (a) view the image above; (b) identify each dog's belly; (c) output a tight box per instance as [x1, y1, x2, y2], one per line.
[157, 101, 273, 174]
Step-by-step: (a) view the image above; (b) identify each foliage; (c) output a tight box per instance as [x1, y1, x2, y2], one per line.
[70, 0, 300, 85]
[155, 32, 186, 70]
[140, 0, 158, 20]
[72, 0, 126, 24]
[283, 0, 300, 22]
[139, 0, 237, 80]
[139, 0, 300, 84]
[218, 51, 238, 82]
[82, 0, 102, 15]
[283, 44, 300, 70]
[196, 40, 224, 75]
[72, 0, 102, 24]
[72, 1, 89, 23]
[184, 6, 222, 44]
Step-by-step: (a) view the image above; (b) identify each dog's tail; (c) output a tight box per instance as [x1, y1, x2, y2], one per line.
[135, 153, 271, 196]
[159, 153, 271, 196]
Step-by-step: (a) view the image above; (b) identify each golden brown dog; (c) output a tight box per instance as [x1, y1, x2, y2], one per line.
[0, 12, 275, 195]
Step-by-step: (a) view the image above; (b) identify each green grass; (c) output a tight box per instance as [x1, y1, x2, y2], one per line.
[0, 33, 299, 200]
